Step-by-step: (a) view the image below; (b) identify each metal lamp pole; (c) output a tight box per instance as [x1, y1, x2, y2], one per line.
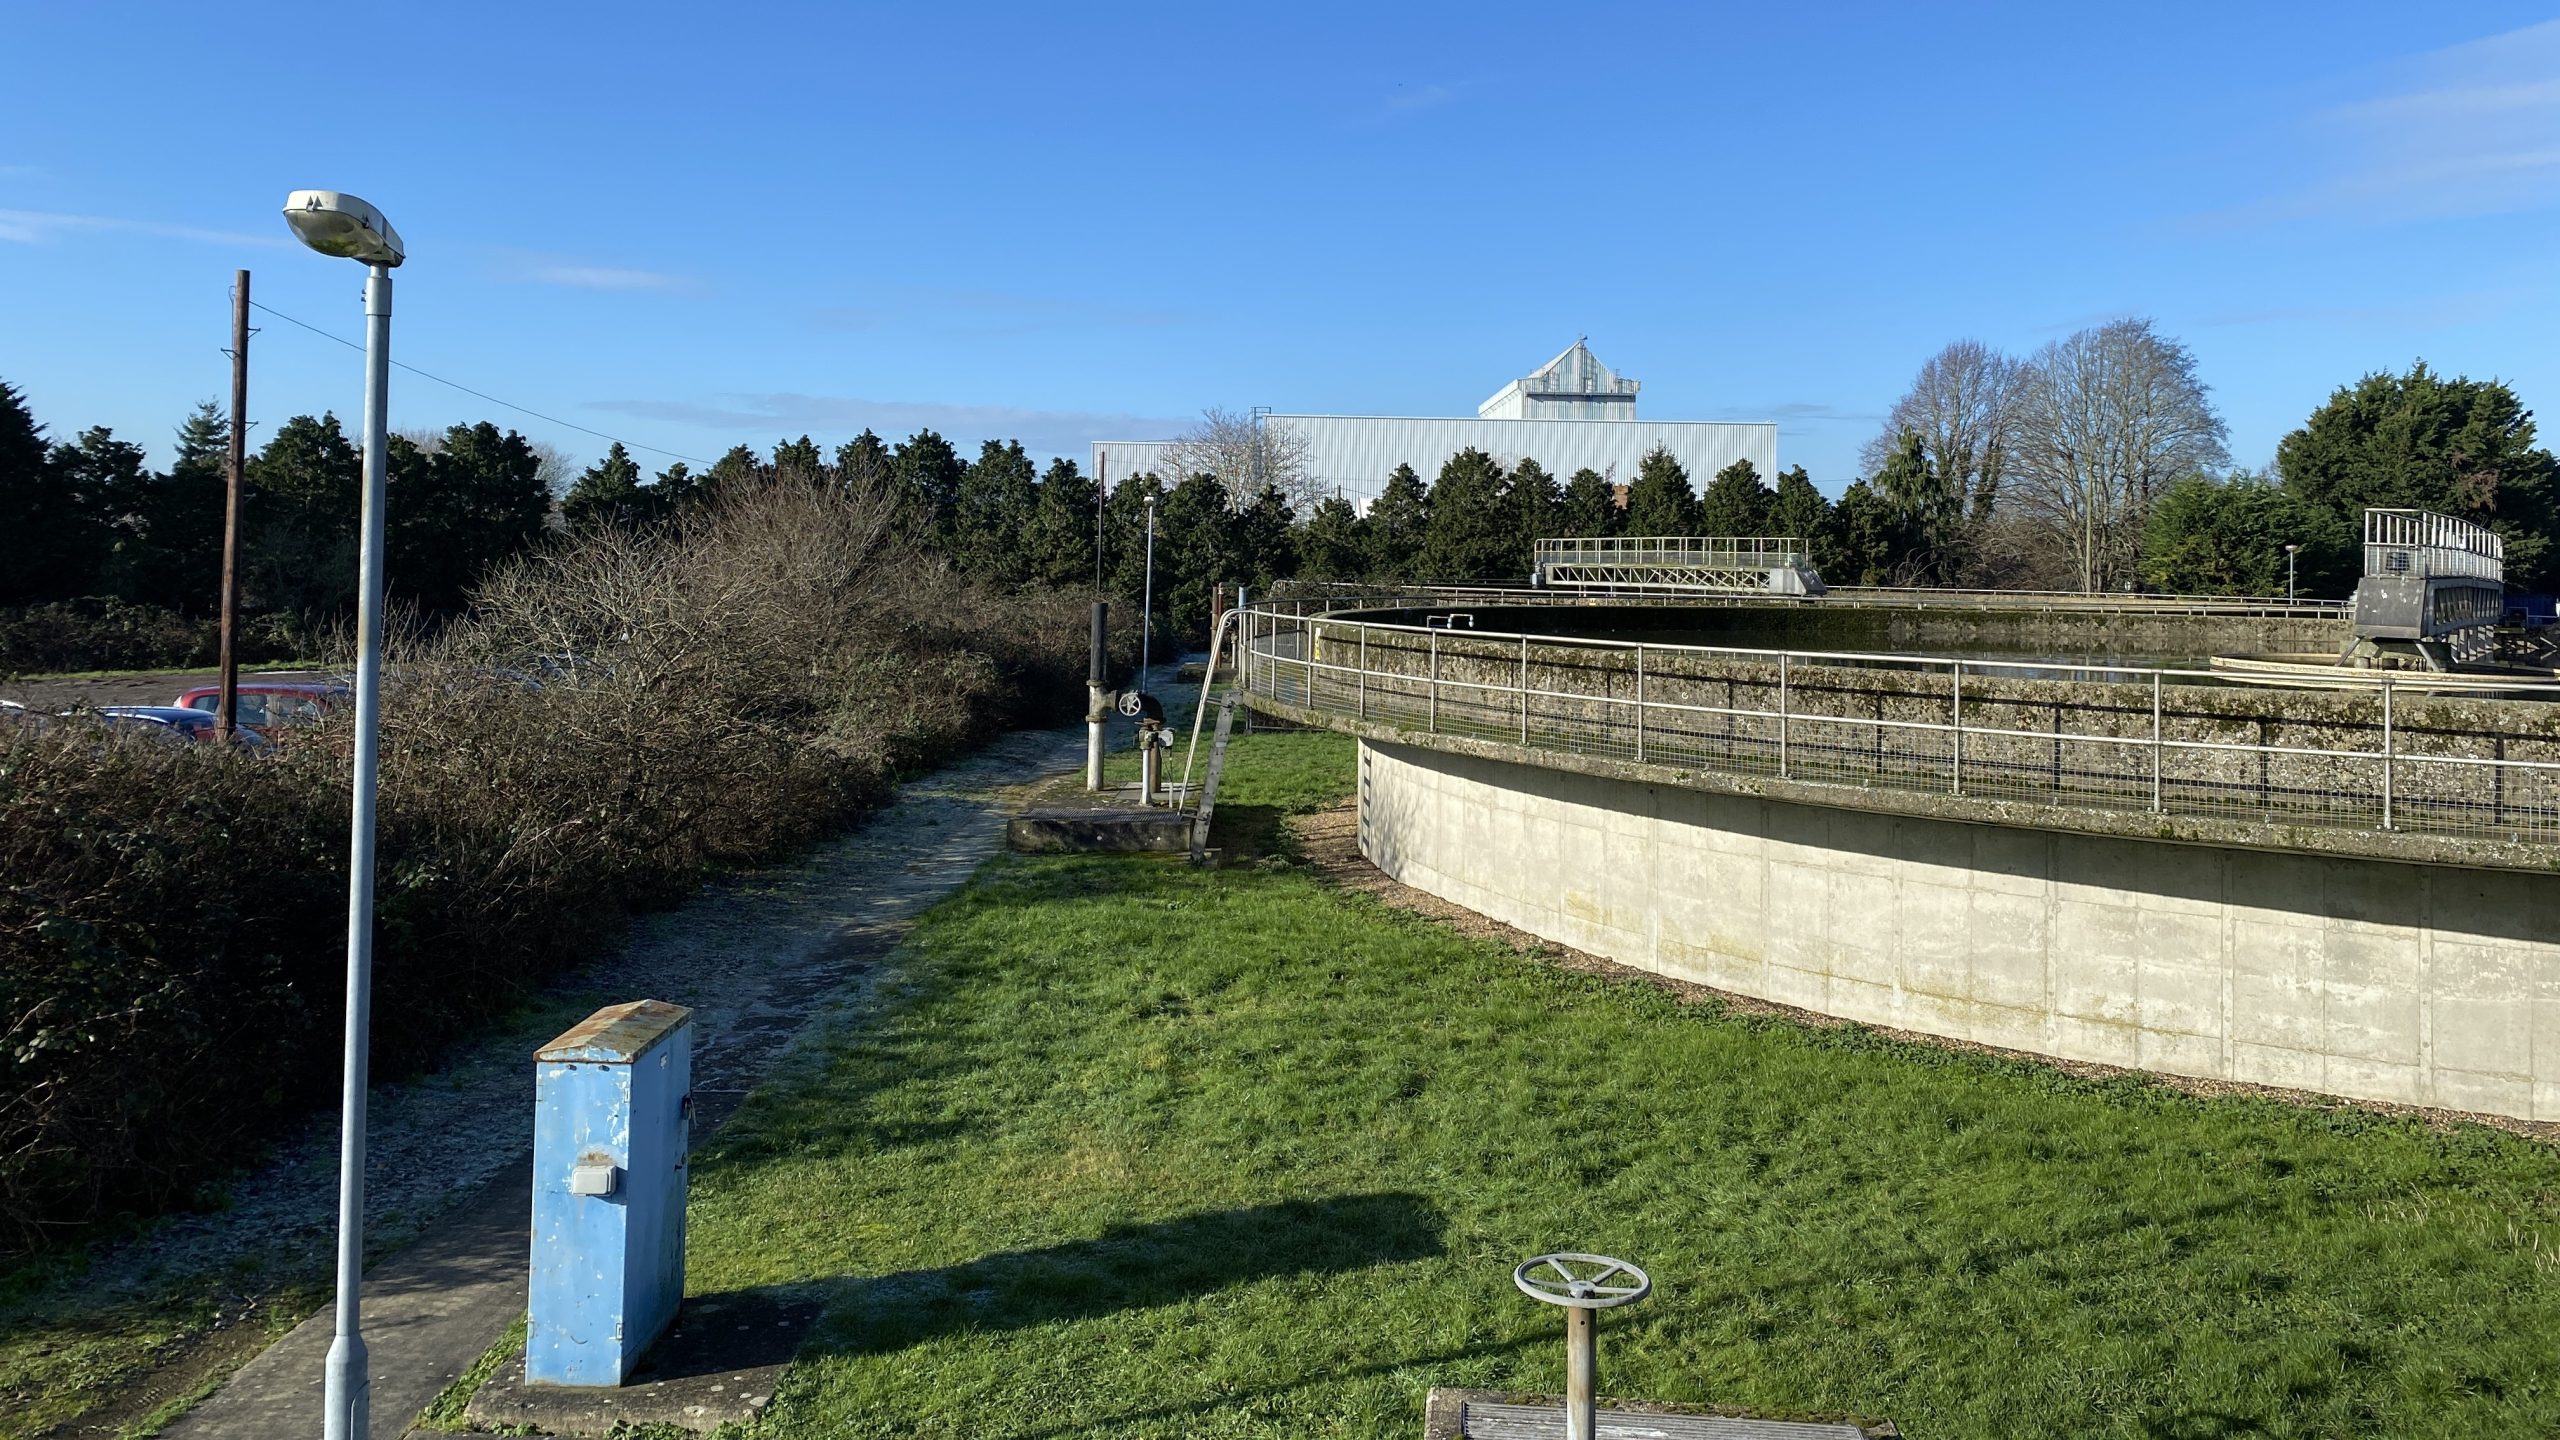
[1140, 489, 1157, 681]
[2286, 543, 2300, 603]
[282, 190, 403, 1440]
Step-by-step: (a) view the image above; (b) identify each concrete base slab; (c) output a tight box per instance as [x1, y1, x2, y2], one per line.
[1007, 805, 1189, 852]
[463, 1291, 819, 1436]
[1423, 1387, 1897, 1439]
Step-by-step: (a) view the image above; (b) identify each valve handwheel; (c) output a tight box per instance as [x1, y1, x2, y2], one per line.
[1116, 690, 1145, 718]
[1512, 1253, 1650, 1309]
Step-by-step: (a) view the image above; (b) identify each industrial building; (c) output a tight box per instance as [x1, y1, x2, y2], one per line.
[1093, 340, 1777, 506]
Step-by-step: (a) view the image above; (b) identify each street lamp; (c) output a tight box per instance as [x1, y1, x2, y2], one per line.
[283, 188, 402, 1440]
[2285, 543, 2301, 603]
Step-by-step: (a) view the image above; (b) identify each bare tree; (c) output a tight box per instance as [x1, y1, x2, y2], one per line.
[1862, 339, 2025, 522]
[1160, 407, 1317, 510]
[2005, 319, 2228, 593]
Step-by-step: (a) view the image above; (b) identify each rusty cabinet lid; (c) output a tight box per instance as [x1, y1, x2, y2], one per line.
[537, 999, 692, 1064]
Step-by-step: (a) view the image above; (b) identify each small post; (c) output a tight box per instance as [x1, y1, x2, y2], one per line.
[218, 269, 250, 742]
[1428, 630, 1439, 734]
[2381, 679, 2395, 830]
[1950, 661, 1964, 796]
[1358, 625, 1368, 722]
[1565, 1307, 1596, 1440]
[1519, 634, 1530, 744]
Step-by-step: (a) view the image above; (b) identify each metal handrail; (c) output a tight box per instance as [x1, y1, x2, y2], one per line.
[1238, 607, 2560, 847]
[1269, 580, 2354, 620]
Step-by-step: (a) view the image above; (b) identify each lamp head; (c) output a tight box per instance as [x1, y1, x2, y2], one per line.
[281, 190, 404, 267]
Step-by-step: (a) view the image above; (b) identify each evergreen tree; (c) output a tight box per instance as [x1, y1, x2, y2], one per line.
[1296, 495, 1368, 581]
[0, 384, 91, 604]
[1364, 464, 1430, 580]
[650, 461, 701, 515]
[833, 430, 893, 503]
[1831, 479, 1917, 586]
[890, 429, 966, 541]
[1103, 472, 1165, 627]
[1622, 448, 1698, 536]
[2143, 471, 2348, 597]
[47, 427, 150, 601]
[1509, 457, 1558, 575]
[246, 413, 363, 616]
[1766, 465, 1837, 576]
[1873, 430, 1962, 579]
[1556, 467, 1620, 538]
[116, 402, 231, 610]
[563, 442, 647, 531]
[771, 434, 825, 479]
[1418, 447, 1514, 581]
[2276, 363, 2560, 591]
[1234, 484, 1297, 589]
[1022, 456, 1100, 589]
[1156, 473, 1239, 640]
[1697, 458, 1775, 536]
[705, 444, 765, 496]
[400, 421, 550, 611]
[949, 439, 1039, 584]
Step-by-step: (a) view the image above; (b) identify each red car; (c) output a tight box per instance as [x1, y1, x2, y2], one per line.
[176, 680, 349, 732]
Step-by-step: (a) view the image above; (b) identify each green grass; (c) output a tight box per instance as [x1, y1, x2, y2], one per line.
[684, 730, 2560, 1438]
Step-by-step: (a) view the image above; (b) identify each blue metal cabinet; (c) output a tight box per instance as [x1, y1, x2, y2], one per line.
[527, 999, 692, 1388]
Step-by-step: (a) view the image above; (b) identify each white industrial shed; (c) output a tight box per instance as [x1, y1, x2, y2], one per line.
[1091, 340, 1776, 507]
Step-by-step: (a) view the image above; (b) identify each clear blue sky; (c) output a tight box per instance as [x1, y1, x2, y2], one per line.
[4, 2, 2555, 495]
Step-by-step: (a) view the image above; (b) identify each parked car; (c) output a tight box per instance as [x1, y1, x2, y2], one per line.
[175, 680, 349, 732]
[95, 705, 276, 751]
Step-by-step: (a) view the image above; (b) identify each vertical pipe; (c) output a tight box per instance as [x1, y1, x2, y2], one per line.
[217, 269, 249, 742]
[2382, 680, 2395, 830]
[1358, 625, 1368, 722]
[1428, 630, 1439, 734]
[1138, 492, 1156, 683]
[1086, 601, 1108, 792]
[324, 263, 392, 1440]
[1950, 662, 1964, 796]
[1565, 1307, 1596, 1440]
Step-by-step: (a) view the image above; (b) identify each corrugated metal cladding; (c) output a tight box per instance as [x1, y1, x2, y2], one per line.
[1266, 415, 1777, 506]
[1089, 440, 1181, 487]
[1478, 338, 1641, 420]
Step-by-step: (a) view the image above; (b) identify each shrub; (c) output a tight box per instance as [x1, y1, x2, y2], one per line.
[0, 477, 1093, 1249]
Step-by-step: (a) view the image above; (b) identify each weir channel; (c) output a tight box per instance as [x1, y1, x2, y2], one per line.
[1241, 598, 2560, 1123]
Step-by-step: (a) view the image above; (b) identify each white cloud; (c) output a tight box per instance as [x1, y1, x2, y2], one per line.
[2201, 19, 2560, 227]
[0, 207, 287, 249]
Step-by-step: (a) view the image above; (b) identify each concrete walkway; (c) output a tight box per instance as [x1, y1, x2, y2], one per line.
[153, 699, 1144, 1438]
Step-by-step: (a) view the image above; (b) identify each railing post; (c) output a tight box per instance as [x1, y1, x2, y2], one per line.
[2381, 679, 2395, 830]
[2150, 671, 2163, 813]
[1950, 661, 1964, 796]
[1302, 616, 1314, 705]
[1357, 624, 1368, 723]
[1633, 645, 1646, 764]
[1778, 651, 1790, 779]
[1519, 635, 1530, 744]
[1428, 630, 1439, 734]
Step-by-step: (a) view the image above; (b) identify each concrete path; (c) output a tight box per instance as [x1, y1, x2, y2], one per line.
[150, 695, 1154, 1439]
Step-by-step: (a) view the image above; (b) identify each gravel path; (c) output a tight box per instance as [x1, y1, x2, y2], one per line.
[28, 684, 1180, 1438]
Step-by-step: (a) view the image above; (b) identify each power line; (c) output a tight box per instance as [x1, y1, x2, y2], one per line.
[246, 299, 710, 465]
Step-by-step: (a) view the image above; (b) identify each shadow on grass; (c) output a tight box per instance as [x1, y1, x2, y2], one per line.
[810, 1191, 1445, 1358]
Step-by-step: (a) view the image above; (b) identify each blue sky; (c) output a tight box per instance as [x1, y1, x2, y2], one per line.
[3, 2, 2556, 495]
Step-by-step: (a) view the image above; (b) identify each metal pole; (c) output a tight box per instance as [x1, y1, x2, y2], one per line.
[1519, 635, 1530, 744]
[1778, 651, 1789, 778]
[1428, 630, 1439, 734]
[1139, 491, 1156, 683]
[323, 261, 392, 1440]
[217, 269, 249, 742]
[1093, 454, 1107, 597]
[1565, 1306, 1597, 1440]
[1950, 661, 1964, 796]
[1085, 601, 1108, 792]
[2381, 680, 2395, 830]
[1357, 624, 1368, 722]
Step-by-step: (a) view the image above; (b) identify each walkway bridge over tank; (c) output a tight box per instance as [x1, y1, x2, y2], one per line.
[1534, 536, 1825, 596]
[2352, 508, 2507, 668]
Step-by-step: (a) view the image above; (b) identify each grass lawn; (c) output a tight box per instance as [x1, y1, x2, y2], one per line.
[683, 727, 2560, 1439]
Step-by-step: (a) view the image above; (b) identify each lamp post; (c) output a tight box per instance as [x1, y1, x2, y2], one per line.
[282, 189, 403, 1440]
[2285, 543, 2300, 603]
[1139, 488, 1158, 681]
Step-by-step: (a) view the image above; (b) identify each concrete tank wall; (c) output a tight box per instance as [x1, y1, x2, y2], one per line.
[1357, 738, 2560, 1122]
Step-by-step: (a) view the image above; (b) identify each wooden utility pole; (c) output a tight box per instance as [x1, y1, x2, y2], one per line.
[217, 269, 248, 740]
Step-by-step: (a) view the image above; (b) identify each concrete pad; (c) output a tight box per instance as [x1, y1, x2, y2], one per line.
[1006, 806, 1189, 853]
[463, 1291, 819, 1436]
[1421, 1387, 1895, 1438]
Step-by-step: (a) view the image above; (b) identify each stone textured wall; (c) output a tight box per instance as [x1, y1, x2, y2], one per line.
[1358, 738, 2560, 1122]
